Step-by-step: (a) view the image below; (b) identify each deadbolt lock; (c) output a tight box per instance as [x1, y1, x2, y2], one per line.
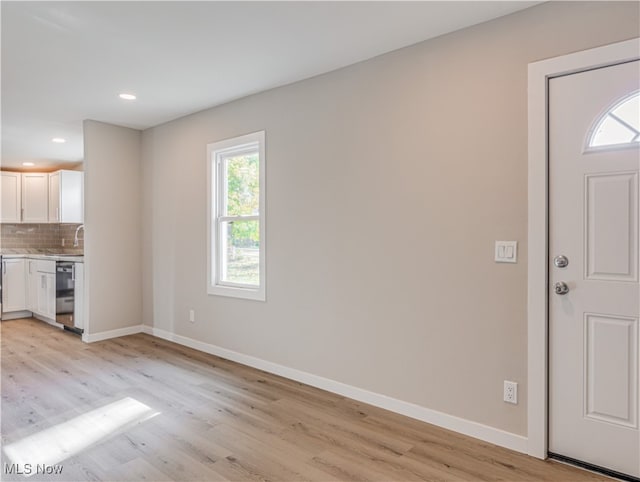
[554, 255, 569, 268]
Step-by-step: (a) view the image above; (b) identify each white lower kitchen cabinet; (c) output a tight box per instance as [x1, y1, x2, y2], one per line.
[36, 272, 56, 320]
[35, 260, 56, 320]
[3, 256, 83, 329]
[26, 259, 38, 312]
[73, 262, 84, 330]
[2, 258, 26, 313]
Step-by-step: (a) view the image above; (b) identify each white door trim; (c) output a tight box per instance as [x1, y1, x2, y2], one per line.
[527, 37, 640, 459]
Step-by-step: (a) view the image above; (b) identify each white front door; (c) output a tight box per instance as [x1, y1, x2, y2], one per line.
[549, 60, 640, 478]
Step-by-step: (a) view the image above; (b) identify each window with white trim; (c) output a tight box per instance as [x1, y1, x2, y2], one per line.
[207, 131, 265, 300]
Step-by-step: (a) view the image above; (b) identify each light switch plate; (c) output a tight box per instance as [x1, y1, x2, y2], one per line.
[495, 241, 518, 263]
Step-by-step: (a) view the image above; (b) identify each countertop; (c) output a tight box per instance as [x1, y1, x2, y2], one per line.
[1, 253, 84, 263]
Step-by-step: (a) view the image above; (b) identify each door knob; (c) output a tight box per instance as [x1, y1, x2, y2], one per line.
[554, 281, 569, 295]
[554, 255, 569, 268]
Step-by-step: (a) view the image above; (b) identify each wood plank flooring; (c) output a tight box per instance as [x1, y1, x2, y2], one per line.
[1, 318, 610, 481]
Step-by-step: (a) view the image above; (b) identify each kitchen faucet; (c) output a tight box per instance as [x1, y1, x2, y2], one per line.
[74, 224, 84, 247]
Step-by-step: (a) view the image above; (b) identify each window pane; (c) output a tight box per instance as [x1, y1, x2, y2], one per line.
[220, 220, 259, 286]
[224, 152, 259, 216]
[208, 130, 265, 300]
[589, 92, 640, 148]
[612, 93, 639, 131]
[591, 115, 637, 147]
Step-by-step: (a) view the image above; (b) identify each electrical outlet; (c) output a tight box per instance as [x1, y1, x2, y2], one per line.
[504, 380, 518, 404]
[189, 309, 195, 323]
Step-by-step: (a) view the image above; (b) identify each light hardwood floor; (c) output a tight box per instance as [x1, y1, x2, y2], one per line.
[1, 318, 610, 481]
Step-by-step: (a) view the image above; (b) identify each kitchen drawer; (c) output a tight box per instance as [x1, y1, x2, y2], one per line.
[36, 260, 56, 274]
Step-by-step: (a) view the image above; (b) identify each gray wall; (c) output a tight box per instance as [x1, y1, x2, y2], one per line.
[84, 120, 142, 335]
[140, 2, 639, 436]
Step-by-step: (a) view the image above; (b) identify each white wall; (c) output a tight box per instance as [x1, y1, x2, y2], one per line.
[140, 1, 639, 438]
[84, 120, 142, 336]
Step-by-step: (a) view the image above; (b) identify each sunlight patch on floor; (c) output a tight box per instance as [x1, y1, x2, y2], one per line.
[3, 397, 160, 469]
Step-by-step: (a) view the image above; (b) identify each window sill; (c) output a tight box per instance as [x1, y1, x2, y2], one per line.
[208, 285, 265, 302]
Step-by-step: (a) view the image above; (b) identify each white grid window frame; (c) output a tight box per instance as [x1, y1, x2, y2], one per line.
[587, 90, 640, 150]
[207, 131, 266, 301]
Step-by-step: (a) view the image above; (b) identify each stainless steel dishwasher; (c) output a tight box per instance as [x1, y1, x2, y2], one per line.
[56, 261, 76, 329]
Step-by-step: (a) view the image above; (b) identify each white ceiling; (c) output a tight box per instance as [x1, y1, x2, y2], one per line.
[1, 1, 540, 170]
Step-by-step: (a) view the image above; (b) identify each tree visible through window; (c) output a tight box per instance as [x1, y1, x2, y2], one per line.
[208, 131, 265, 300]
[222, 152, 260, 285]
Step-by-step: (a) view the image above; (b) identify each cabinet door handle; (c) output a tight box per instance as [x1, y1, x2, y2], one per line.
[2, 262, 5, 275]
[21, 208, 24, 222]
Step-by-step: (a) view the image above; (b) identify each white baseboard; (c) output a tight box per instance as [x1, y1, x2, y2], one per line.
[1, 310, 32, 320]
[142, 325, 528, 454]
[83, 324, 143, 343]
[34, 314, 64, 329]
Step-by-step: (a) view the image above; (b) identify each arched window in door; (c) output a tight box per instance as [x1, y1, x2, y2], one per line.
[588, 91, 639, 148]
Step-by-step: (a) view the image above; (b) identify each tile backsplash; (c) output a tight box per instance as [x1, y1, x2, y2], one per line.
[1, 223, 84, 253]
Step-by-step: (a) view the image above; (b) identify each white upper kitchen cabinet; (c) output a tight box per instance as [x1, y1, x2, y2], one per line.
[21, 172, 49, 223]
[49, 170, 83, 223]
[1, 172, 22, 223]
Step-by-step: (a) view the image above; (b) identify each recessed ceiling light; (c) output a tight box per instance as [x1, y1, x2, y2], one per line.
[22, 162, 35, 167]
[51, 137, 66, 143]
[119, 93, 136, 100]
